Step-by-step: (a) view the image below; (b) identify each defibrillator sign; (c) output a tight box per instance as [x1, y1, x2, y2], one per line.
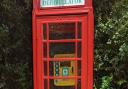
[40, 0, 85, 7]
[62, 68, 69, 76]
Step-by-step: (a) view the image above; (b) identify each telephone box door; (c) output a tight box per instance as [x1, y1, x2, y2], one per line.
[37, 15, 87, 89]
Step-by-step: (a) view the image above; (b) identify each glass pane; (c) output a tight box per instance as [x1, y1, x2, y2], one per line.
[77, 61, 81, 76]
[49, 61, 54, 76]
[77, 42, 81, 58]
[49, 23, 75, 40]
[44, 61, 47, 76]
[77, 79, 81, 89]
[43, 24, 47, 40]
[49, 43, 75, 58]
[44, 79, 47, 89]
[50, 79, 75, 89]
[43, 43, 47, 58]
[49, 61, 75, 77]
[78, 22, 82, 39]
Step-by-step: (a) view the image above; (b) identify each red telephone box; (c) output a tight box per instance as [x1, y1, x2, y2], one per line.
[32, 0, 94, 89]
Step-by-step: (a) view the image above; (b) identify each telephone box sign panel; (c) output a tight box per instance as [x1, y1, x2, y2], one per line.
[40, 0, 85, 7]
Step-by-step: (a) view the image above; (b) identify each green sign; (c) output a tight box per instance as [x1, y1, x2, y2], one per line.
[62, 68, 69, 76]
[40, 0, 85, 7]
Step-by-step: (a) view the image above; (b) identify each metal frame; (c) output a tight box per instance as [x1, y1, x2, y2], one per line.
[32, 0, 94, 89]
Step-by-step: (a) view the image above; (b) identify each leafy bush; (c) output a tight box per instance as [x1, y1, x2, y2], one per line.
[0, 0, 128, 89]
[94, 0, 128, 88]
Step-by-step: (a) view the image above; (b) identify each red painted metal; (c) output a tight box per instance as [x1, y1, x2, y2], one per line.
[32, 0, 94, 89]
[87, 8, 94, 89]
[81, 16, 88, 89]
[32, 10, 37, 89]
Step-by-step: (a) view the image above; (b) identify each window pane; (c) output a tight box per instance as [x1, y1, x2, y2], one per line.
[44, 61, 47, 76]
[77, 79, 81, 89]
[50, 79, 75, 89]
[44, 79, 47, 89]
[77, 61, 81, 76]
[49, 43, 75, 58]
[42, 24, 47, 40]
[43, 43, 47, 58]
[49, 23, 75, 40]
[78, 22, 82, 39]
[77, 42, 81, 58]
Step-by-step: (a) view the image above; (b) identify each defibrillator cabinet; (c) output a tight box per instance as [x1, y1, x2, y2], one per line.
[54, 54, 75, 86]
[32, 0, 94, 89]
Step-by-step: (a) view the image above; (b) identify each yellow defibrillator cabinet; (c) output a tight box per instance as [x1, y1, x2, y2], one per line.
[54, 54, 75, 86]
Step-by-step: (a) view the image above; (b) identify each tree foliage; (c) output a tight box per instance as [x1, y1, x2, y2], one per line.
[0, 0, 32, 89]
[94, 0, 128, 88]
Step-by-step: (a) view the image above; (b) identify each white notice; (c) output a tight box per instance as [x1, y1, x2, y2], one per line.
[40, 0, 85, 7]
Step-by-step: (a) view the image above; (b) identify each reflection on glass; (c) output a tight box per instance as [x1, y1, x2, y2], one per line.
[78, 22, 82, 39]
[49, 23, 75, 40]
[43, 24, 47, 40]
[49, 43, 75, 58]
